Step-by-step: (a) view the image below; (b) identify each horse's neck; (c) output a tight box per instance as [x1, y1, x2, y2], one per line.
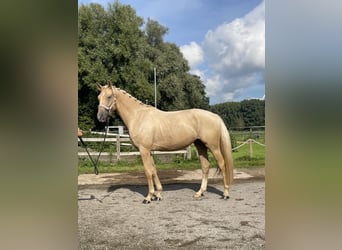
[115, 89, 149, 128]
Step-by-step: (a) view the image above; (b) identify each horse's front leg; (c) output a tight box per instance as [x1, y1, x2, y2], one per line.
[140, 148, 162, 204]
[151, 155, 163, 201]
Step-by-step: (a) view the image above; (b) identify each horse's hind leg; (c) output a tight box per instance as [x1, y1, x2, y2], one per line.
[194, 140, 210, 198]
[210, 147, 230, 199]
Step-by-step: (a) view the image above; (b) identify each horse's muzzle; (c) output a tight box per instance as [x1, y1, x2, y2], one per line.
[97, 111, 108, 123]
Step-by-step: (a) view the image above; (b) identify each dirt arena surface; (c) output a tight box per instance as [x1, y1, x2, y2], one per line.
[78, 170, 265, 250]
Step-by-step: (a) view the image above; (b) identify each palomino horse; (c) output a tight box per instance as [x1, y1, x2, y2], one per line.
[97, 81, 234, 203]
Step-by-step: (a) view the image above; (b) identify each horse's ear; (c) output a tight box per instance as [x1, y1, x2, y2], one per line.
[107, 80, 112, 88]
[96, 83, 102, 91]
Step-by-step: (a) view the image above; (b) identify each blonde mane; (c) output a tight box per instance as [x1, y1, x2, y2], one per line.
[114, 87, 151, 108]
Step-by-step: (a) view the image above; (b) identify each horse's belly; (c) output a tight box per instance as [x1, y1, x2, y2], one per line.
[151, 132, 196, 151]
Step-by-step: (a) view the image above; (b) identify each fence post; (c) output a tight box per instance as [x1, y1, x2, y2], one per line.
[116, 134, 121, 161]
[248, 139, 253, 159]
[186, 145, 192, 160]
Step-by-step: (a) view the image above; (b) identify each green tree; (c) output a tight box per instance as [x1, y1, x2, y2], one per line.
[211, 102, 244, 128]
[78, 2, 153, 129]
[145, 18, 169, 48]
[240, 99, 265, 126]
[210, 99, 265, 128]
[78, 3, 108, 129]
[183, 74, 209, 109]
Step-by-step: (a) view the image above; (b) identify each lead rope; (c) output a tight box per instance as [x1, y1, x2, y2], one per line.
[79, 117, 110, 175]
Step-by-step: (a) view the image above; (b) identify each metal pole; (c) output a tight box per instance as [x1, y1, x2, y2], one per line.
[154, 67, 157, 108]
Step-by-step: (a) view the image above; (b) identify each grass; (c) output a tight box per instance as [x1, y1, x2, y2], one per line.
[232, 142, 265, 167]
[78, 135, 265, 174]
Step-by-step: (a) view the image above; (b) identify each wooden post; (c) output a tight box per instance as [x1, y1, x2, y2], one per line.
[186, 145, 192, 160]
[249, 139, 253, 159]
[116, 134, 121, 161]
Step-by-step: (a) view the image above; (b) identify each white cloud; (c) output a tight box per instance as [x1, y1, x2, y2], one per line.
[180, 41, 204, 69]
[202, 0, 265, 102]
[205, 75, 222, 97]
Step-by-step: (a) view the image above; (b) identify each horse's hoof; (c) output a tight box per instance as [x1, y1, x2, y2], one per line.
[193, 193, 204, 199]
[151, 195, 162, 201]
[142, 199, 151, 204]
[222, 195, 230, 200]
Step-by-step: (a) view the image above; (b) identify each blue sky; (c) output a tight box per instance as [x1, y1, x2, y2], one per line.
[78, 0, 265, 104]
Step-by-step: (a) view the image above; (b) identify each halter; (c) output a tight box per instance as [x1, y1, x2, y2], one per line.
[99, 103, 115, 112]
[99, 87, 116, 113]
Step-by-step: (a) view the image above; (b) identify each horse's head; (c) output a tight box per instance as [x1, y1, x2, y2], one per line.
[96, 81, 117, 122]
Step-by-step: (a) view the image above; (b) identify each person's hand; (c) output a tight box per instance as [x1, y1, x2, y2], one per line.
[78, 128, 83, 137]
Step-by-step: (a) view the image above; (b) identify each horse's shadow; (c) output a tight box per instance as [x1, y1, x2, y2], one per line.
[107, 183, 223, 198]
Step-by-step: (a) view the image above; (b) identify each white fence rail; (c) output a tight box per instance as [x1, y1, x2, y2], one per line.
[78, 134, 266, 163]
[78, 133, 191, 161]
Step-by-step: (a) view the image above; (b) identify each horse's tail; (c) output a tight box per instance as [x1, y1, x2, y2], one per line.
[220, 119, 234, 185]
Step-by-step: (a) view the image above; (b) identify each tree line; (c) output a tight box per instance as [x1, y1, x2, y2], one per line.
[210, 99, 265, 129]
[78, 2, 265, 130]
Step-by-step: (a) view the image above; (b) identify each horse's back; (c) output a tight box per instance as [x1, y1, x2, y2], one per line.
[151, 108, 222, 133]
[188, 108, 223, 129]
[157, 108, 224, 145]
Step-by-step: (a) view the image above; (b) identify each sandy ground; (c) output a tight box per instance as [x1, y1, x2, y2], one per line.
[78, 168, 265, 249]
